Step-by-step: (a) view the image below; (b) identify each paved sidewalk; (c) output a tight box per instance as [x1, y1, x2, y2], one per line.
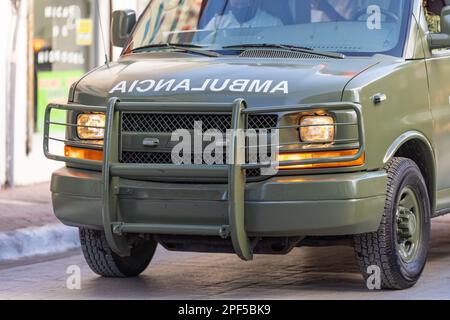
[0, 183, 58, 232]
[0, 183, 79, 262]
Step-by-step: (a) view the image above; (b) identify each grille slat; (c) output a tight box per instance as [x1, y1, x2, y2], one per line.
[121, 152, 262, 178]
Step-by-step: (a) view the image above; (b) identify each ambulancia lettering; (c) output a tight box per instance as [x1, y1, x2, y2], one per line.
[109, 79, 289, 95]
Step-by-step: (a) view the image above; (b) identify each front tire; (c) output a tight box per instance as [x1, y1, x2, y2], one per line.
[80, 228, 157, 278]
[354, 157, 431, 290]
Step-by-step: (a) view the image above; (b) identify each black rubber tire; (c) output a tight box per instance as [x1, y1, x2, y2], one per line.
[354, 157, 431, 290]
[79, 228, 157, 278]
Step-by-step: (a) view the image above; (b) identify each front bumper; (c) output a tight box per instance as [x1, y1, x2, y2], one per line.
[52, 166, 387, 238]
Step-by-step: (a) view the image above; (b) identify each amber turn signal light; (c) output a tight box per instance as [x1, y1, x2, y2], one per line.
[64, 146, 104, 161]
[278, 149, 365, 170]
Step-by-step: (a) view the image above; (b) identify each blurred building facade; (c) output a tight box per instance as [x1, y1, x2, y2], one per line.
[0, 0, 148, 188]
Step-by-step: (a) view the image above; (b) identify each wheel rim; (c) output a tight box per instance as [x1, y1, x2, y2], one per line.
[395, 187, 422, 264]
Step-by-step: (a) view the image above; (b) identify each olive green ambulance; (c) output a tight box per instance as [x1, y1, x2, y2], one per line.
[44, 0, 450, 289]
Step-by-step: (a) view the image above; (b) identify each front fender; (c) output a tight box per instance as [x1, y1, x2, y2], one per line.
[383, 130, 436, 213]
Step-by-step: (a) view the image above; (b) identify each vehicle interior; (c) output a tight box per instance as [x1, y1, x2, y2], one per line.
[192, 0, 409, 55]
[198, 0, 406, 27]
[426, 0, 450, 15]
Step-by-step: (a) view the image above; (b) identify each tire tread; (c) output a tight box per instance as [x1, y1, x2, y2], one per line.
[80, 228, 131, 278]
[354, 157, 429, 290]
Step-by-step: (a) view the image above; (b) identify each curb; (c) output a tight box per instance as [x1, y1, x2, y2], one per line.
[0, 224, 80, 262]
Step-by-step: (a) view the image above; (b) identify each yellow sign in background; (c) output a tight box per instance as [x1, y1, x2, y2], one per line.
[76, 19, 93, 46]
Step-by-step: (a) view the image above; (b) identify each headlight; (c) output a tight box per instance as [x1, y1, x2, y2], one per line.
[77, 113, 105, 140]
[300, 115, 335, 143]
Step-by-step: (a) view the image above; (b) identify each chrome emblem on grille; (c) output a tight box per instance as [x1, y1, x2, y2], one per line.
[142, 138, 160, 147]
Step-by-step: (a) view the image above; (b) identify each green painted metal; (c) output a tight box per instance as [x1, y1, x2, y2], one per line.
[110, 164, 229, 178]
[43, 101, 365, 169]
[396, 186, 422, 264]
[112, 223, 230, 238]
[50, 167, 388, 236]
[102, 98, 131, 257]
[51, 168, 388, 203]
[383, 131, 435, 165]
[43, 103, 105, 168]
[243, 103, 365, 167]
[228, 99, 253, 261]
[44, 99, 365, 259]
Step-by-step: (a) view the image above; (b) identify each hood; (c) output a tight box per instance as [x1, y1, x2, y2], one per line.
[73, 52, 379, 108]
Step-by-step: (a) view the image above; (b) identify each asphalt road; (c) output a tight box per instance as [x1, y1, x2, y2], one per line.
[1, 216, 450, 300]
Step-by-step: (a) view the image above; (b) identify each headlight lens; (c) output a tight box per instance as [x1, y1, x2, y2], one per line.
[77, 113, 105, 140]
[300, 115, 335, 143]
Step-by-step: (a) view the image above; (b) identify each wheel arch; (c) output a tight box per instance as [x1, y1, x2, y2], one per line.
[383, 131, 436, 213]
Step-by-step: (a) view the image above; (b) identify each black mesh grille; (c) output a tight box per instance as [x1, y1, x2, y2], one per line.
[120, 113, 277, 179]
[121, 151, 262, 178]
[121, 113, 278, 133]
[121, 151, 173, 165]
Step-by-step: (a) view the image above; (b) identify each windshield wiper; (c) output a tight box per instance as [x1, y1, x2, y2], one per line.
[132, 43, 221, 57]
[223, 43, 345, 59]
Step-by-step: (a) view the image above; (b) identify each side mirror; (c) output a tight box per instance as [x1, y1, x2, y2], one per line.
[428, 6, 450, 50]
[111, 10, 136, 48]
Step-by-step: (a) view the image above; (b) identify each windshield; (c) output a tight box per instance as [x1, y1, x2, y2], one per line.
[128, 0, 412, 57]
